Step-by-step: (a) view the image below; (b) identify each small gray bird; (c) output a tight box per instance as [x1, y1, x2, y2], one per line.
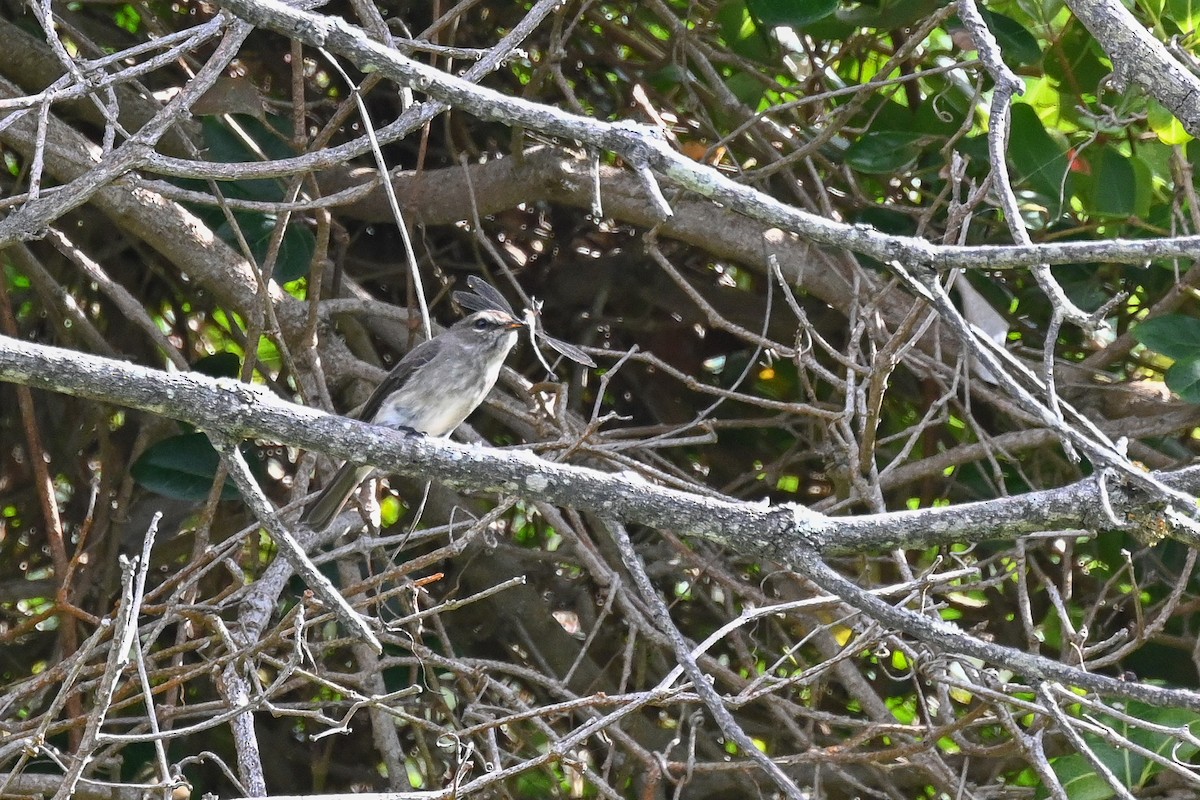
[302, 307, 525, 529]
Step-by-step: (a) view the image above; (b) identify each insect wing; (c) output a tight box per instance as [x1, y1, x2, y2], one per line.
[456, 280, 594, 368]
[539, 332, 596, 367]
[466, 276, 517, 316]
[452, 290, 495, 314]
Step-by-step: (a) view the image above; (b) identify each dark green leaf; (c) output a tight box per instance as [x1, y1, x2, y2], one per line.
[1089, 148, 1136, 218]
[131, 433, 260, 501]
[1051, 264, 1109, 313]
[1133, 314, 1200, 360]
[214, 212, 315, 282]
[837, 0, 942, 27]
[1167, 355, 1200, 404]
[844, 131, 924, 174]
[199, 116, 294, 202]
[1007, 103, 1070, 206]
[716, 1, 771, 61]
[748, 0, 837, 27]
[724, 71, 767, 109]
[193, 352, 242, 378]
[1042, 752, 1118, 800]
[980, 10, 1041, 66]
[1187, 138, 1200, 176]
[648, 63, 688, 93]
[1082, 700, 1200, 789]
[911, 92, 968, 136]
[1129, 151, 1155, 219]
[1124, 702, 1200, 762]
[856, 206, 918, 236]
[274, 224, 316, 283]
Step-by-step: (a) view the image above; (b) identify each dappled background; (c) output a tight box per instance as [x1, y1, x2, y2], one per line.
[4, 0, 1200, 798]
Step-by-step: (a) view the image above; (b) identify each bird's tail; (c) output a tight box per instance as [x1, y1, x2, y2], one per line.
[301, 462, 374, 529]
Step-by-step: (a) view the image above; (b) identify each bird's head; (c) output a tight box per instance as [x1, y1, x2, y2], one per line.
[452, 308, 525, 354]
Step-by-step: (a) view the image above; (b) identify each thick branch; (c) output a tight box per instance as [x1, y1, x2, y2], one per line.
[0, 334, 1196, 558]
[790, 547, 1200, 713]
[209, 0, 1200, 272]
[307, 147, 1200, 272]
[5, 334, 1200, 718]
[1064, 0, 1200, 136]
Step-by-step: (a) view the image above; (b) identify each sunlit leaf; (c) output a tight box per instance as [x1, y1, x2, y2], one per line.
[113, 4, 140, 34]
[716, 0, 771, 61]
[1148, 101, 1193, 145]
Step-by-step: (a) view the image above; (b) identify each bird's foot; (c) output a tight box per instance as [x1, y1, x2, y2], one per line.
[397, 425, 426, 437]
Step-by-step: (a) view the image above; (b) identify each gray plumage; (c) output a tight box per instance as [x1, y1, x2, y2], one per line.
[302, 307, 524, 529]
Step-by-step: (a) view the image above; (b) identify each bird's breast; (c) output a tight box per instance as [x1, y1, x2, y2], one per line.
[373, 364, 496, 436]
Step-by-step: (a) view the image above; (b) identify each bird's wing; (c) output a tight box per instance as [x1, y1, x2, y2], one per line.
[353, 335, 447, 422]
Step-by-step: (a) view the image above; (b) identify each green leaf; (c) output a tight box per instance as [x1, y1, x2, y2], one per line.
[1007, 103, 1070, 206]
[724, 71, 767, 109]
[1148, 101, 1193, 145]
[214, 211, 315, 282]
[201, 114, 294, 163]
[5, 262, 31, 289]
[131, 432, 256, 501]
[113, 4, 140, 34]
[1124, 702, 1200, 763]
[1041, 752, 1118, 800]
[1052, 265, 1109, 312]
[198, 119, 286, 202]
[1166, 0, 1200, 33]
[1089, 148, 1137, 218]
[257, 335, 282, 373]
[856, 206, 918, 236]
[717, 0, 757, 42]
[1166, 354, 1200, 404]
[716, 0, 771, 61]
[1128, 151, 1155, 219]
[837, 0, 943, 28]
[274, 224, 316, 283]
[1132, 314, 1200, 360]
[748, 0, 837, 27]
[1187, 138, 1200, 177]
[648, 63, 689, 93]
[844, 131, 924, 174]
[1043, 23, 1110, 93]
[980, 10, 1042, 66]
[1044, 700, 1200, 798]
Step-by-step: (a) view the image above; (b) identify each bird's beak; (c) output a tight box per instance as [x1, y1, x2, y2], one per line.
[503, 318, 526, 331]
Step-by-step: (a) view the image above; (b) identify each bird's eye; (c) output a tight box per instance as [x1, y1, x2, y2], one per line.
[473, 318, 490, 331]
